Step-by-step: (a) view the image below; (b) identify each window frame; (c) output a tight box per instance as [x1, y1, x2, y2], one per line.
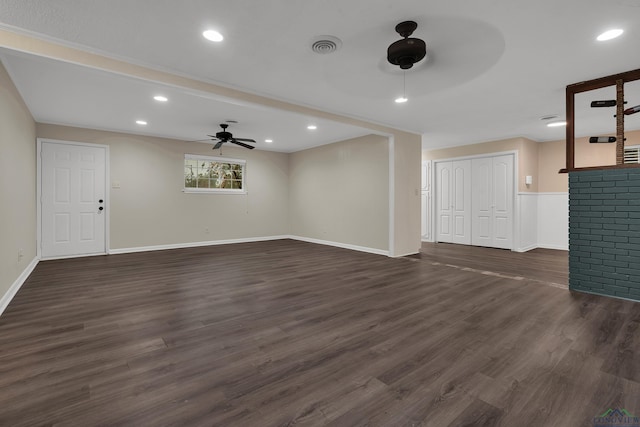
[183, 154, 247, 194]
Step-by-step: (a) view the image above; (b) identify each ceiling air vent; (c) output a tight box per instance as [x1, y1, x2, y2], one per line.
[311, 36, 342, 54]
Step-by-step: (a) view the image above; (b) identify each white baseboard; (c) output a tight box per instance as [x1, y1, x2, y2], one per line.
[109, 235, 290, 255]
[536, 244, 568, 251]
[287, 235, 389, 257]
[515, 244, 538, 253]
[0, 256, 39, 317]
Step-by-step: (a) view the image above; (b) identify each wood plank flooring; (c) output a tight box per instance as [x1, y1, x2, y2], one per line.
[0, 239, 637, 426]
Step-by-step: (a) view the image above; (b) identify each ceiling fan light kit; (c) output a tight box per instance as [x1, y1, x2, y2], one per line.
[387, 21, 426, 70]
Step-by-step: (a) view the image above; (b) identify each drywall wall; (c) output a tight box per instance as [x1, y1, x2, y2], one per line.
[0, 61, 36, 301]
[537, 129, 640, 193]
[422, 137, 538, 193]
[289, 134, 389, 252]
[537, 139, 568, 193]
[392, 132, 422, 256]
[36, 124, 289, 250]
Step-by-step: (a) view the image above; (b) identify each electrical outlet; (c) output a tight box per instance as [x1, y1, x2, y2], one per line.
[18, 248, 24, 259]
[205, 227, 210, 234]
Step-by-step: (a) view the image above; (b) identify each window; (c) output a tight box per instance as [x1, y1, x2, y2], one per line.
[184, 154, 246, 193]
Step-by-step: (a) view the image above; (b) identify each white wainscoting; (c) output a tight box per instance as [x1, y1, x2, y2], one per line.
[517, 193, 538, 252]
[537, 192, 568, 250]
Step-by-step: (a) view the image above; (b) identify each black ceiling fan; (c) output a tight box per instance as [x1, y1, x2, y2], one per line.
[201, 123, 256, 150]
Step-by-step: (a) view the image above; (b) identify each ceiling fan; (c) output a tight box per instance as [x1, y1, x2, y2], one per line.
[198, 123, 256, 150]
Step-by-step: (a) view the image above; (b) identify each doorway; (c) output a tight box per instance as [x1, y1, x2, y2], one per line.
[38, 139, 108, 259]
[434, 153, 515, 250]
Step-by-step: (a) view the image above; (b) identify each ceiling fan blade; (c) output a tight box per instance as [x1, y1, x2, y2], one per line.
[213, 141, 223, 150]
[233, 138, 256, 143]
[230, 140, 255, 149]
[186, 138, 215, 143]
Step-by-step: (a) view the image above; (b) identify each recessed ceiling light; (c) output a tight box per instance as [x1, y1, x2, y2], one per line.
[265, 139, 273, 143]
[136, 120, 148, 125]
[395, 96, 408, 103]
[203, 30, 224, 42]
[153, 95, 168, 102]
[547, 121, 567, 127]
[307, 125, 317, 130]
[597, 29, 623, 41]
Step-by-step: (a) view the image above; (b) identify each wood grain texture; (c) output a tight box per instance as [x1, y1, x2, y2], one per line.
[0, 239, 637, 426]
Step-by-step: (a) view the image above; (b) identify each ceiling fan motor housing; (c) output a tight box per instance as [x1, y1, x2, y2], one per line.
[387, 20, 426, 70]
[216, 131, 232, 141]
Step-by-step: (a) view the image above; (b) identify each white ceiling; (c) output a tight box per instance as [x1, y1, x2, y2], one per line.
[0, 0, 639, 151]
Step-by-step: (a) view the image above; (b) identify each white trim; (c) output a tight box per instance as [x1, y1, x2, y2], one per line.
[109, 235, 390, 257]
[288, 235, 390, 257]
[182, 188, 247, 195]
[431, 150, 518, 164]
[537, 244, 568, 251]
[184, 153, 246, 194]
[184, 154, 246, 164]
[0, 257, 39, 317]
[109, 235, 290, 255]
[37, 138, 110, 258]
[40, 252, 109, 261]
[514, 244, 538, 253]
[388, 136, 395, 257]
[390, 249, 419, 258]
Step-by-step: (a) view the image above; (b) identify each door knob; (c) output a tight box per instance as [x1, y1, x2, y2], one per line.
[99, 207, 104, 211]
[99, 199, 104, 203]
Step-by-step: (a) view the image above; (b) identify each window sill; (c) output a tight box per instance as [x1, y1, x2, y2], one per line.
[183, 188, 246, 195]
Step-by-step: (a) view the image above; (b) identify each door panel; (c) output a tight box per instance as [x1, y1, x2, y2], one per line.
[452, 160, 471, 244]
[472, 157, 493, 247]
[42, 142, 106, 258]
[492, 155, 514, 249]
[436, 162, 453, 243]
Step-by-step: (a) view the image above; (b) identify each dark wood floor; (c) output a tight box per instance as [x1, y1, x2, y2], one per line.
[415, 243, 568, 288]
[0, 240, 637, 426]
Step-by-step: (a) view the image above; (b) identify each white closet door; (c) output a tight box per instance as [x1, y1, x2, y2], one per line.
[452, 160, 471, 245]
[472, 157, 493, 247]
[471, 155, 514, 249]
[492, 155, 514, 249]
[436, 162, 453, 243]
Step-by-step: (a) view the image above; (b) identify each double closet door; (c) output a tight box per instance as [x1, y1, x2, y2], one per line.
[436, 154, 513, 250]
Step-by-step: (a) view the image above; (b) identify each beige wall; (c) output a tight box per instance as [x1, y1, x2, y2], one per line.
[393, 132, 422, 256]
[422, 137, 539, 192]
[2, 29, 424, 257]
[289, 134, 389, 251]
[537, 139, 567, 192]
[536, 129, 640, 192]
[36, 124, 289, 249]
[0, 61, 36, 298]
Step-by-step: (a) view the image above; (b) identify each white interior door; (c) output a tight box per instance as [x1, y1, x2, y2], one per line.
[471, 155, 514, 249]
[436, 162, 452, 243]
[452, 160, 471, 245]
[472, 157, 493, 247]
[492, 155, 514, 249]
[41, 142, 107, 258]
